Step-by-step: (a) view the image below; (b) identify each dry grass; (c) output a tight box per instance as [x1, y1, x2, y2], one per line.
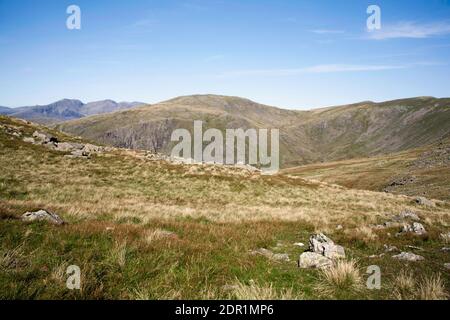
[392, 270, 416, 300]
[417, 274, 448, 300]
[316, 260, 363, 298]
[0, 244, 26, 270]
[393, 270, 448, 300]
[231, 280, 300, 300]
[110, 240, 127, 267]
[143, 228, 177, 244]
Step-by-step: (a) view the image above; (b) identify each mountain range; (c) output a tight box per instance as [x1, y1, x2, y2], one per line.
[55, 95, 450, 167]
[0, 99, 144, 124]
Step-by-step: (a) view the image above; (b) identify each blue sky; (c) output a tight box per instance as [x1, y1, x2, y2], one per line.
[0, 0, 450, 109]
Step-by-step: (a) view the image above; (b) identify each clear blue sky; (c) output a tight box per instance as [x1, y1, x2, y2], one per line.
[1, 0, 450, 109]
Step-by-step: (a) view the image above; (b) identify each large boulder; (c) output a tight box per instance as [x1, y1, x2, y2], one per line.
[309, 233, 345, 259]
[21, 209, 65, 225]
[32, 131, 55, 144]
[298, 252, 332, 269]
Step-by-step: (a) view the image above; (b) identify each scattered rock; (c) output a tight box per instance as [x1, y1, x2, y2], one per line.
[388, 176, 416, 186]
[309, 233, 345, 259]
[442, 247, 450, 252]
[415, 196, 435, 207]
[293, 242, 305, 247]
[384, 244, 399, 253]
[21, 209, 65, 225]
[399, 222, 427, 235]
[32, 131, 55, 144]
[336, 225, 343, 230]
[22, 137, 35, 144]
[82, 143, 103, 153]
[272, 253, 290, 262]
[55, 142, 83, 152]
[70, 149, 90, 158]
[444, 263, 450, 270]
[392, 210, 420, 222]
[392, 252, 424, 262]
[369, 253, 385, 259]
[298, 252, 332, 269]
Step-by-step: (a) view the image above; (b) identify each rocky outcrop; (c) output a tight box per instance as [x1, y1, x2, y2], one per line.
[298, 233, 345, 269]
[309, 233, 345, 259]
[21, 209, 65, 225]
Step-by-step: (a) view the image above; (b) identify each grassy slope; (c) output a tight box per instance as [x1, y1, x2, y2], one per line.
[1, 115, 449, 299]
[282, 139, 450, 201]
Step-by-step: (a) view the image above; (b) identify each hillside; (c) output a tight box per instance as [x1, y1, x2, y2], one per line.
[0, 99, 144, 125]
[1, 114, 449, 299]
[282, 138, 450, 201]
[57, 95, 450, 167]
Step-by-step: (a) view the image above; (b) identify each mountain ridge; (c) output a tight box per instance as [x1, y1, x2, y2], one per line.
[56, 94, 450, 167]
[0, 99, 145, 124]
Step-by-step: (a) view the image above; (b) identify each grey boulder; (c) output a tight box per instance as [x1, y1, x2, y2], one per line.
[309, 233, 345, 259]
[21, 209, 65, 225]
[298, 252, 332, 269]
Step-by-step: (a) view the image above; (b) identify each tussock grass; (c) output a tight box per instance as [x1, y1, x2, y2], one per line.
[231, 280, 300, 300]
[316, 260, 363, 299]
[393, 270, 448, 300]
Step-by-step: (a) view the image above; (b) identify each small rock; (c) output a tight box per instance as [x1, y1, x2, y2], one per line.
[82, 143, 103, 153]
[298, 252, 332, 269]
[55, 142, 83, 152]
[336, 225, 343, 230]
[442, 247, 450, 252]
[384, 244, 399, 252]
[293, 242, 305, 247]
[444, 263, 450, 270]
[22, 137, 35, 144]
[369, 253, 385, 258]
[309, 233, 345, 259]
[399, 222, 427, 235]
[70, 149, 90, 158]
[415, 196, 435, 207]
[272, 253, 290, 262]
[32, 131, 54, 144]
[392, 210, 420, 222]
[21, 209, 65, 225]
[392, 252, 424, 262]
